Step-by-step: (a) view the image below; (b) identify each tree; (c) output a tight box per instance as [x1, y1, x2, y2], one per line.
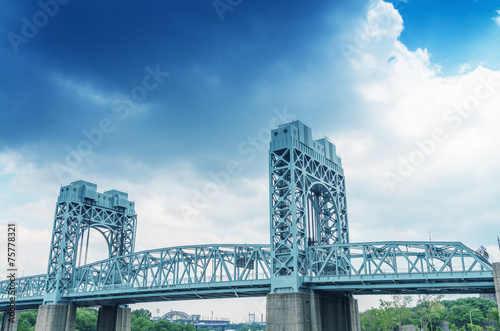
[487, 307, 499, 329]
[75, 307, 98, 331]
[131, 316, 154, 331]
[413, 294, 445, 331]
[391, 294, 413, 329]
[360, 308, 382, 331]
[132, 308, 153, 321]
[379, 299, 397, 330]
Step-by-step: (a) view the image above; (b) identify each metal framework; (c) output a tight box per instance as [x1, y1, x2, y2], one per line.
[0, 121, 496, 312]
[44, 181, 136, 304]
[270, 121, 348, 292]
[161, 311, 192, 322]
[0, 241, 493, 310]
[307, 241, 493, 294]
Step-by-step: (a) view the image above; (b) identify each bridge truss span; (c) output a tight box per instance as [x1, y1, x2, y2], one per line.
[307, 241, 494, 295]
[69, 244, 272, 305]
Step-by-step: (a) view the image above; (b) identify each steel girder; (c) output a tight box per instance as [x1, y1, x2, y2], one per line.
[70, 244, 271, 293]
[307, 241, 494, 294]
[270, 121, 348, 292]
[45, 181, 136, 304]
[0, 241, 495, 310]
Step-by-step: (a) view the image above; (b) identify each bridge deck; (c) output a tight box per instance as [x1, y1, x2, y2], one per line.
[0, 241, 494, 311]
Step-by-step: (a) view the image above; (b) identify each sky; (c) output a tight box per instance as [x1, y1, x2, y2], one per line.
[1, 0, 500, 323]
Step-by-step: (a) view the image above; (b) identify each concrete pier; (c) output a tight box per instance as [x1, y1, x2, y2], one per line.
[266, 292, 360, 331]
[35, 304, 76, 331]
[96, 305, 131, 331]
[1, 310, 18, 331]
[319, 295, 360, 331]
[493, 262, 500, 319]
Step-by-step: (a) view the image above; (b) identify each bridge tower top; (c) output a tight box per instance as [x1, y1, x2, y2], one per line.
[271, 120, 343, 170]
[269, 120, 348, 292]
[44, 180, 137, 304]
[58, 180, 135, 213]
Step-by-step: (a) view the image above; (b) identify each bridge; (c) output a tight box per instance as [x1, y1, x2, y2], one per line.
[155, 311, 230, 331]
[0, 120, 499, 331]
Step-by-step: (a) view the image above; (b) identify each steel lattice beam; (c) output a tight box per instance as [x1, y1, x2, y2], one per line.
[0, 241, 494, 311]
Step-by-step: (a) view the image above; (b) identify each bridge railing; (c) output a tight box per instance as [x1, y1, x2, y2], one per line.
[71, 244, 272, 293]
[0, 274, 46, 301]
[308, 241, 492, 277]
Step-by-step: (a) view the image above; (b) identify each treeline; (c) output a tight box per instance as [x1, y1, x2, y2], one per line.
[0, 308, 196, 331]
[361, 295, 500, 331]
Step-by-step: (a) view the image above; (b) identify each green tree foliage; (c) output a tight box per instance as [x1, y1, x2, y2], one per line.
[392, 295, 413, 329]
[413, 294, 445, 331]
[360, 308, 383, 331]
[441, 297, 498, 329]
[75, 307, 98, 331]
[132, 308, 153, 321]
[379, 299, 397, 330]
[132, 317, 154, 331]
[360, 295, 500, 331]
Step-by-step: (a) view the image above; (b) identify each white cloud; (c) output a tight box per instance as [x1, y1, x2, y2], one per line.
[493, 10, 500, 27]
[335, 1, 500, 257]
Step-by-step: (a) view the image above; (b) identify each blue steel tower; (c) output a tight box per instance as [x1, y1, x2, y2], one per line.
[269, 120, 348, 293]
[44, 180, 136, 304]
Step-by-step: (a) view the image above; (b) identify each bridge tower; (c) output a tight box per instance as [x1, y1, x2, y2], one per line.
[267, 121, 359, 330]
[36, 180, 136, 331]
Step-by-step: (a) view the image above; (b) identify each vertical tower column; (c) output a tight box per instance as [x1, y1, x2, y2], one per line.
[268, 121, 356, 330]
[493, 262, 500, 318]
[97, 305, 131, 331]
[269, 121, 348, 293]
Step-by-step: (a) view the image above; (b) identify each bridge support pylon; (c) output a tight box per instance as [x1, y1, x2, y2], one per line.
[34, 304, 76, 331]
[1, 310, 18, 331]
[493, 262, 500, 319]
[96, 305, 131, 331]
[266, 292, 360, 331]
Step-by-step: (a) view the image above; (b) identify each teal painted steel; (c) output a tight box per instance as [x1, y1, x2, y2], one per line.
[44, 181, 136, 304]
[269, 121, 348, 292]
[0, 241, 493, 310]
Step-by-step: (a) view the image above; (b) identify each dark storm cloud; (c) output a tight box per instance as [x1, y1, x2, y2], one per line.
[0, 0, 365, 162]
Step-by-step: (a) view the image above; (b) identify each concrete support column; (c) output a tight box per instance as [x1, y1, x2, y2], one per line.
[266, 292, 360, 331]
[35, 304, 76, 331]
[266, 292, 321, 331]
[320, 296, 359, 331]
[1, 310, 18, 331]
[493, 262, 500, 319]
[97, 305, 131, 331]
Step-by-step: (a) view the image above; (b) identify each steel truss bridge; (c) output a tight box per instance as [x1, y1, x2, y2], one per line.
[0, 120, 495, 315]
[0, 241, 493, 310]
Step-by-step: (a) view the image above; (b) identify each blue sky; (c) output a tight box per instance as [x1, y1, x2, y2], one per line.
[1, 0, 500, 322]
